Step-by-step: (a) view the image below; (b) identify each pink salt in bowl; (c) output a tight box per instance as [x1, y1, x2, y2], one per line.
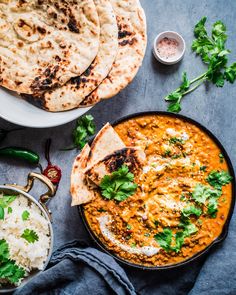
[153, 31, 186, 65]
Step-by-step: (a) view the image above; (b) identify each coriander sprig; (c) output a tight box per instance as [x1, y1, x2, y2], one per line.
[21, 229, 39, 244]
[0, 195, 16, 220]
[165, 17, 236, 113]
[154, 222, 198, 253]
[0, 239, 25, 284]
[99, 165, 137, 202]
[63, 114, 95, 150]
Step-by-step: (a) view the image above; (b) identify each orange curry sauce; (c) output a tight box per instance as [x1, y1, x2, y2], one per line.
[84, 115, 233, 267]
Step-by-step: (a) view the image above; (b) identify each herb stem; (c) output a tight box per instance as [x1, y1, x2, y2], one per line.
[165, 17, 236, 113]
[182, 77, 207, 96]
[169, 72, 207, 97]
[175, 76, 207, 106]
[190, 72, 207, 84]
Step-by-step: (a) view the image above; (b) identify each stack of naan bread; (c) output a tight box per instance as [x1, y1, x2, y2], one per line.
[0, 0, 147, 112]
[70, 123, 146, 206]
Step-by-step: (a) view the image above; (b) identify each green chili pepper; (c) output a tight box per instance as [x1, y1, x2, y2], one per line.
[0, 147, 40, 165]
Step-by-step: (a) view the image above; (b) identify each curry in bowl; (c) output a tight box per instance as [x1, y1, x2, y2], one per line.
[71, 114, 234, 267]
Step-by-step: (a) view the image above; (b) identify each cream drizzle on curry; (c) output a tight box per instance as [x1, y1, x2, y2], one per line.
[84, 115, 233, 267]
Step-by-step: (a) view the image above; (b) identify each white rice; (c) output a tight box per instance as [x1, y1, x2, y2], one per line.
[0, 193, 51, 273]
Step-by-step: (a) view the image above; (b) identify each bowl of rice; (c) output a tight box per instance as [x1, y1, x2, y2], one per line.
[0, 172, 55, 293]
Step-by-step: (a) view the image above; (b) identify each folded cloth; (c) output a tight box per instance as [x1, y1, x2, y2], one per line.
[14, 240, 136, 295]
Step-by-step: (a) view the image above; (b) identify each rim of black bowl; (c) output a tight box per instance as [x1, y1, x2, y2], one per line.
[79, 111, 236, 270]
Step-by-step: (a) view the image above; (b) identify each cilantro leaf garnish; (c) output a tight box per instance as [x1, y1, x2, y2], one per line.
[207, 197, 218, 218]
[0, 239, 25, 284]
[22, 210, 30, 221]
[174, 231, 185, 252]
[0, 195, 16, 208]
[165, 17, 236, 112]
[169, 137, 185, 145]
[0, 206, 4, 220]
[0, 260, 25, 284]
[154, 222, 198, 253]
[154, 228, 173, 252]
[191, 170, 231, 218]
[0, 195, 16, 220]
[21, 229, 39, 243]
[0, 239, 9, 261]
[181, 222, 198, 236]
[207, 172, 229, 215]
[163, 149, 171, 157]
[99, 165, 137, 202]
[182, 205, 202, 218]
[206, 170, 232, 189]
[191, 184, 221, 218]
[64, 115, 95, 150]
[200, 165, 207, 172]
[192, 184, 221, 204]
[219, 153, 224, 163]
[192, 184, 221, 205]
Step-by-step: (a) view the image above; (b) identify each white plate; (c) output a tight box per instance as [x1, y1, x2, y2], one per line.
[0, 88, 91, 128]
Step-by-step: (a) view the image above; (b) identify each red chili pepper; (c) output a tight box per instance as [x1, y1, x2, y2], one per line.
[43, 164, 62, 185]
[43, 139, 62, 185]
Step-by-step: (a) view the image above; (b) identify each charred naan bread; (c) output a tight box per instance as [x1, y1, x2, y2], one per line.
[85, 147, 146, 186]
[0, 0, 100, 94]
[70, 144, 95, 206]
[23, 0, 118, 111]
[70, 123, 125, 206]
[87, 123, 125, 167]
[84, 0, 147, 105]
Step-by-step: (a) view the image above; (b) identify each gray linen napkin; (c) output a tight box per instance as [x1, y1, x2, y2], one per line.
[14, 240, 136, 295]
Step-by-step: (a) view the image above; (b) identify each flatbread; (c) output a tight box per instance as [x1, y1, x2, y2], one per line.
[70, 123, 125, 206]
[84, 0, 147, 104]
[0, 0, 100, 94]
[85, 147, 146, 186]
[22, 0, 118, 111]
[87, 123, 125, 167]
[70, 124, 146, 205]
[79, 92, 101, 107]
[70, 144, 95, 206]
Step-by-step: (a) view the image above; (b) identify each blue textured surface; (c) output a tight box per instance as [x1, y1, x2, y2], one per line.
[1, 0, 236, 294]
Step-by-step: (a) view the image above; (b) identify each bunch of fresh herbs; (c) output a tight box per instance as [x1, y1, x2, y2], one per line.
[165, 17, 236, 112]
[64, 114, 95, 150]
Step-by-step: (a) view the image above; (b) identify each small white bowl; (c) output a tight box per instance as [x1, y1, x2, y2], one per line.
[153, 31, 186, 65]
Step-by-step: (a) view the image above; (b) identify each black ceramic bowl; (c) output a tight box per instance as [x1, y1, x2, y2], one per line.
[79, 111, 235, 270]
